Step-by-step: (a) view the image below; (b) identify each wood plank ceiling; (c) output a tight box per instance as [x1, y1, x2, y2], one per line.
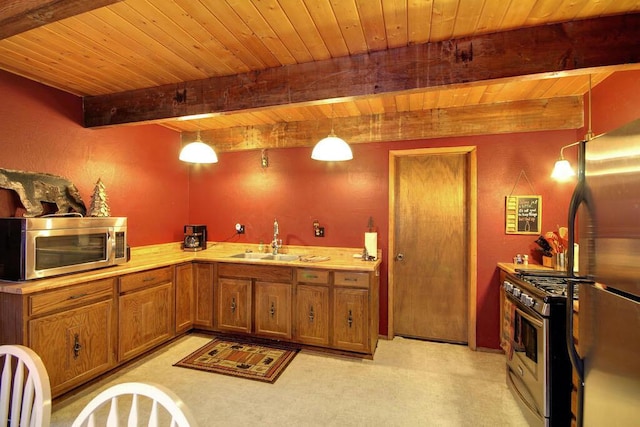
[1, 0, 639, 152]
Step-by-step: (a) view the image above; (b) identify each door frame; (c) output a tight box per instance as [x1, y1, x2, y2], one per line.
[388, 146, 478, 350]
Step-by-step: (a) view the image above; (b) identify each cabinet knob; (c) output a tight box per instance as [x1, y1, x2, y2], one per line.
[269, 302, 276, 318]
[231, 297, 236, 313]
[348, 309, 353, 328]
[309, 306, 315, 322]
[73, 333, 82, 359]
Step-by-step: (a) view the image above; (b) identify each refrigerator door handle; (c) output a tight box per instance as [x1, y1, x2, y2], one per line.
[566, 139, 588, 427]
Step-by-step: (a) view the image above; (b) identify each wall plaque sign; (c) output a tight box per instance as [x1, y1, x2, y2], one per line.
[506, 195, 542, 234]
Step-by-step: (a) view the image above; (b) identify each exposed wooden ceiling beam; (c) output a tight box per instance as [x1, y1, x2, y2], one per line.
[182, 96, 583, 153]
[0, 0, 122, 40]
[83, 13, 639, 129]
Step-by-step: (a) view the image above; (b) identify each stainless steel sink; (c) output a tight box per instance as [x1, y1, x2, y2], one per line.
[228, 252, 271, 260]
[263, 254, 300, 261]
[228, 253, 299, 261]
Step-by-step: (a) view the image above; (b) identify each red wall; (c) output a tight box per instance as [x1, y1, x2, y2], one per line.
[3, 68, 639, 350]
[189, 129, 577, 348]
[0, 70, 189, 246]
[589, 69, 640, 136]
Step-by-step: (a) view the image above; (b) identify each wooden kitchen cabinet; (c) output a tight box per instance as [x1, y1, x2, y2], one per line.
[333, 287, 369, 352]
[332, 271, 377, 354]
[175, 263, 194, 334]
[216, 263, 293, 336]
[294, 269, 330, 346]
[498, 268, 508, 351]
[217, 277, 252, 333]
[27, 278, 117, 397]
[193, 262, 214, 329]
[255, 281, 292, 339]
[294, 268, 378, 355]
[119, 267, 174, 361]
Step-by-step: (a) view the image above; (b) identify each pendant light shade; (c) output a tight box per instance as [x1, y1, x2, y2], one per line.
[312, 105, 353, 161]
[179, 131, 218, 164]
[311, 133, 353, 161]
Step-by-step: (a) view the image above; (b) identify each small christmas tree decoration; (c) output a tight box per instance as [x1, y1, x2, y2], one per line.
[88, 178, 111, 217]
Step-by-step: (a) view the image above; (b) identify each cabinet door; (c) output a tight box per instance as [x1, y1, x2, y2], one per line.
[29, 299, 116, 397]
[295, 284, 329, 346]
[333, 288, 369, 353]
[217, 278, 252, 333]
[255, 281, 292, 339]
[119, 282, 173, 360]
[194, 263, 214, 329]
[175, 263, 194, 333]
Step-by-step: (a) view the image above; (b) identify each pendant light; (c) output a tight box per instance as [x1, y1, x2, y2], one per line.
[311, 106, 353, 161]
[551, 75, 594, 181]
[179, 131, 218, 164]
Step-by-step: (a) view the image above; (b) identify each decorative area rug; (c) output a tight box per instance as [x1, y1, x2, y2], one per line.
[174, 337, 300, 384]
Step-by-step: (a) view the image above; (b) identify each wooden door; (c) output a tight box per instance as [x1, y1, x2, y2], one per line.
[175, 263, 194, 333]
[392, 152, 469, 343]
[333, 288, 369, 353]
[217, 277, 252, 333]
[295, 284, 330, 346]
[30, 299, 116, 396]
[193, 263, 214, 329]
[119, 282, 173, 360]
[255, 281, 292, 339]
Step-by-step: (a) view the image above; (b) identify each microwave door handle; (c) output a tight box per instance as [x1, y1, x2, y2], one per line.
[107, 230, 114, 262]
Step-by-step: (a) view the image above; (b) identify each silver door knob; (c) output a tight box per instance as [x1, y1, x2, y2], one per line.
[396, 253, 405, 261]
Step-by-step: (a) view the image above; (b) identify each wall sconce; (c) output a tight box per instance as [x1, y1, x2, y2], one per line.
[551, 141, 580, 181]
[551, 75, 595, 181]
[179, 131, 218, 164]
[311, 105, 353, 161]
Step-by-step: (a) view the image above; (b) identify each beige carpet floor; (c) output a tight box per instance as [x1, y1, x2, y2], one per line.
[51, 333, 528, 426]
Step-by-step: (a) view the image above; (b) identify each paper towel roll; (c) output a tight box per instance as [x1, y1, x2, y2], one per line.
[365, 232, 377, 260]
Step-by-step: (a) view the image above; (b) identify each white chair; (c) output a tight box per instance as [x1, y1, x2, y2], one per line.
[0, 344, 52, 427]
[72, 382, 198, 427]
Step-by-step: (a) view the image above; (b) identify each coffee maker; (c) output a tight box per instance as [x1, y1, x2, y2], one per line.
[183, 224, 207, 251]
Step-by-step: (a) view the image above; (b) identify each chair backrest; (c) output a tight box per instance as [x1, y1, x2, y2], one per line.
[72, 382, 198, 427]
[0, 344, 52, 427]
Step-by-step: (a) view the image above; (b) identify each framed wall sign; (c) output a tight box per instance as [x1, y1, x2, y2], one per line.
[505, 195, 542, 234]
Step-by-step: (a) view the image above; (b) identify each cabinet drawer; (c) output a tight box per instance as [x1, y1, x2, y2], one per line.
[334, 271, 369, 288]
[218, 263, 292, 282]
[29, 278, 116, 316]
[296, 269, 329, 284]
[119, 267, 172, 293]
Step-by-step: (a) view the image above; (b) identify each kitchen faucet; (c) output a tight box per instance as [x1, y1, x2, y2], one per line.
[271, 218, 282, 255]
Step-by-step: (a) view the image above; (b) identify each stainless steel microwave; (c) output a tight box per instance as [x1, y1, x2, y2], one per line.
[0, 216, 127, 281]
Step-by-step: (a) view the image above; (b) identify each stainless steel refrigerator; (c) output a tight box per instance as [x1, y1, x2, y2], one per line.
[567, 118, 640, 426]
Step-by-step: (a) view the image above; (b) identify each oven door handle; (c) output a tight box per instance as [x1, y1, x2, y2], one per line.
[509, 298, 544, 329]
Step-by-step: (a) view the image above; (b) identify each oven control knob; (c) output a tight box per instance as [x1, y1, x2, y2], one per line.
[521, 294, 534, 307]
[513, 288, 521, 298]
[503, 281, 513, 292]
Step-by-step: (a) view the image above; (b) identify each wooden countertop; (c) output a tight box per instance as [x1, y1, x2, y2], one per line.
[0, 242, 382, 295]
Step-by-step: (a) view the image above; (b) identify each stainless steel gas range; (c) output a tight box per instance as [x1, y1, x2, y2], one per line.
[502, 269, 586, 426]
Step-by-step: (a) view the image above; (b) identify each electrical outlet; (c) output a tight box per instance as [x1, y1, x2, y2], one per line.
[235, 223, 245, 234]
[314, 226, 325, 237]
